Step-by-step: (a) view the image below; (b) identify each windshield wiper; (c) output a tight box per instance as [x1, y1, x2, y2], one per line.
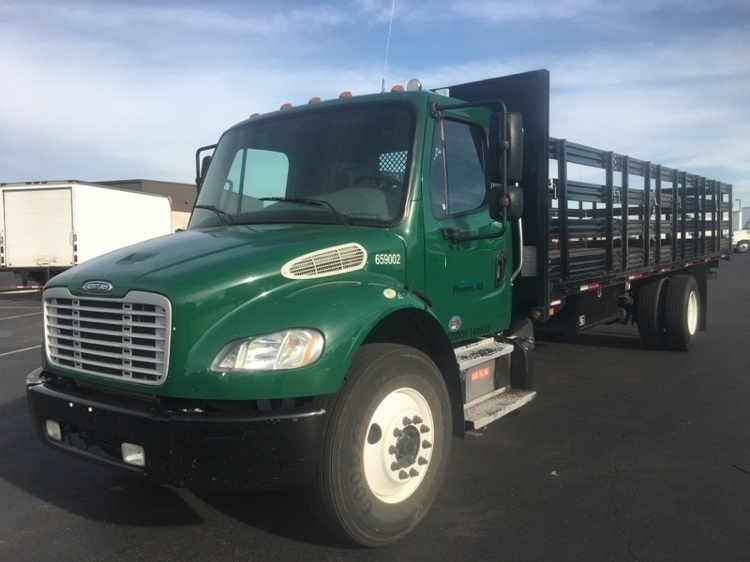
[194, 204, 234, 226]
[259, 197, 350, 227]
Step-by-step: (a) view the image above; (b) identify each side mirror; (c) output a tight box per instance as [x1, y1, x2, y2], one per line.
[489, 112, 523, 185]
[505, 184, 523, 221]
[506, 113, 523, 184]
[198, 155, 212, 190]
[195, 144, 217, 191]
[489, 184, 523, 222]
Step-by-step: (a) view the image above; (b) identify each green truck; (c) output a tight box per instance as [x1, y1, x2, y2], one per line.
[27, 70, 732, 546]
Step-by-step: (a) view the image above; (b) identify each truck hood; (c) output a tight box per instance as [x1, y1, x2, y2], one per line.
[47, 225, 406, 304]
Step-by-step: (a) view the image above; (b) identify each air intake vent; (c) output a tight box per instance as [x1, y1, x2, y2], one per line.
[281, 243, 367, 279]
[44, 288, 171, 385]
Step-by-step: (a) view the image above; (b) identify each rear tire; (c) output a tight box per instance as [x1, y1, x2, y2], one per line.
[664, 275, 700, 351]
[637, 277, 669, 350]
[306, 343, 452, 547]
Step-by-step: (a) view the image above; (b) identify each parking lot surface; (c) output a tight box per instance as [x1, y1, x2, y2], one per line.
[1, 258, 749, 561]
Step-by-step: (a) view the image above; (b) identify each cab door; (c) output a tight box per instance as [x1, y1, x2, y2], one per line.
[423, 116, 513, 343]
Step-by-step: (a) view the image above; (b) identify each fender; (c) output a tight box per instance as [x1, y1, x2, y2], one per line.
[174, 272, 434, 400]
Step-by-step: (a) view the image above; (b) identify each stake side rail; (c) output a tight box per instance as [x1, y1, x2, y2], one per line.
[541, 138, 731, 305]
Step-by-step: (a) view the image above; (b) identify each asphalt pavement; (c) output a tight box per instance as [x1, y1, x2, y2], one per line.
[1, 258, 749, 561]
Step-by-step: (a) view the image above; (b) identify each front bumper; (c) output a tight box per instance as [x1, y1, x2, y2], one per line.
[26, 369, 327, 490]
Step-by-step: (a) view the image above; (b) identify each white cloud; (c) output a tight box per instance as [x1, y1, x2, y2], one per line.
[389, 21, 750, 201]
[1, 0, 748, 203]
[2, 1, 349, 36]
[378, 0, 747, 26]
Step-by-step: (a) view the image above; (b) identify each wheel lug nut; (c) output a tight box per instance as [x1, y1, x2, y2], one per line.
[393, 428, 403, 437]
[413, 416, 423, 424]
[418, 456, 428, 466]
[420, 424, 430, 434]
[398, 470, 408, 480]
[402, 416, 412, 425]
[409, 468, 419, 478]
[388, 445, 398, 455]
[422, 440, 432, 449]
[391, 462, 400, 471]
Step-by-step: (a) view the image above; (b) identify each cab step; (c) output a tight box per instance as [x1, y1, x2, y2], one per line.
[455, 338, 513, 372]
[464, 387, 536, 430]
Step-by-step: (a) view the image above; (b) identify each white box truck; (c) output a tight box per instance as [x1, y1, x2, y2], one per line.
[734, 217, 750, 253]
[0, 181, 173, 285]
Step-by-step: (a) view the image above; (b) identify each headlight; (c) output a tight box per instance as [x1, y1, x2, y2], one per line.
[211, 329, 325, 372]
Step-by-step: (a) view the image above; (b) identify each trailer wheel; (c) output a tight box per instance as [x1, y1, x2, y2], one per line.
[664, 275, 700, 351]
[306, 343, 452, 547]
[637, 277, 669, 350]
[737, 240, 750, 254]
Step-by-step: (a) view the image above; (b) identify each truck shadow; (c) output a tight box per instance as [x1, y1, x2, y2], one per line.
[191, 490, 351, 548]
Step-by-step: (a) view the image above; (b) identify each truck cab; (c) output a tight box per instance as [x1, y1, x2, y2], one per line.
[27, 76, 533, 547]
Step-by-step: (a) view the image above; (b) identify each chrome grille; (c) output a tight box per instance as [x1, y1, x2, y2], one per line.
[44, 288, 171, 385]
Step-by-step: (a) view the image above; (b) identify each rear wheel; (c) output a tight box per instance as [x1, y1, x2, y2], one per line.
[306, 344, 452, 547]
[664, 275, 700, 351]
[637, 277, 669, 350]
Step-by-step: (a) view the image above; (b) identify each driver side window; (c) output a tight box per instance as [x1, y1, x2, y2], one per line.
[430, 119, 487, 217]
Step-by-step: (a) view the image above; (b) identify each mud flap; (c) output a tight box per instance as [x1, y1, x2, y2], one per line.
[508, 317, 535, 390]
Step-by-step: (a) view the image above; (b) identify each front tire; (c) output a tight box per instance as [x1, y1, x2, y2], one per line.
[306, 344, 452, 547]
[737, 240, 750, 254]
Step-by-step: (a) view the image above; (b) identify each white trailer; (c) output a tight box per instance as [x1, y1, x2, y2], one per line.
[734, 208, 750, 253]
[0, 181, 172, 284]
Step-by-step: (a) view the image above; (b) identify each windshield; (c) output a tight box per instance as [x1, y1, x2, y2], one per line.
[189, 101, 416, 229]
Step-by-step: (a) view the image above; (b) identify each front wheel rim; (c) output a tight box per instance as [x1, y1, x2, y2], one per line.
[362, 387, 435, 504]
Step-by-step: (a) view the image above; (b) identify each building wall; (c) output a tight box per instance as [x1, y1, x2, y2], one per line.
[172, 210, 191, 231]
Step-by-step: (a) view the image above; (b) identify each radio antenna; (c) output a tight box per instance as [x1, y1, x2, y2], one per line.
[381, 0, 397, 93]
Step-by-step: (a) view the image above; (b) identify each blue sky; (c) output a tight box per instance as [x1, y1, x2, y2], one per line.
[2, 0, 749, 208]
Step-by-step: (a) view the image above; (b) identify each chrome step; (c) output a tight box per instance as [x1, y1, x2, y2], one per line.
[464, 387, 536, 430]
[455, 338, 513, 372]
